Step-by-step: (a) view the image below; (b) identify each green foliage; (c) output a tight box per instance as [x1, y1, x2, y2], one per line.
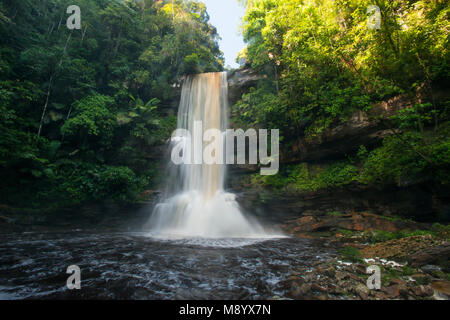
[252, 125, 449, 194]
[431, 223, 450, 233]
[359, 127, 450, 186]
[183, 53, 201, 74]
[430, 223, 450, 239]
[335, 224, 449, 244]
[366, 230, 431, 243]
[0, 0, 223, 209]
[61, 94, 116, 147]
[148, 114, 178, 146]
[58, 164, 146, 203]
[328, 211, 345, 217]
[253, 161, 360, 192]
[236, 0, 450, 190]
[339, 246, 363, 263]
[360, 225, 450, 243]
[337, 229, 355, 237]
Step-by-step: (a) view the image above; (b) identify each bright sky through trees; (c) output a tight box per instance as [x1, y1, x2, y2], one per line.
[200, 0, 245, 68]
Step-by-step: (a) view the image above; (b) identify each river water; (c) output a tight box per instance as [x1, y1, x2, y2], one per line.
[0, 230, 335, 300]
[0, 72, 337, 300]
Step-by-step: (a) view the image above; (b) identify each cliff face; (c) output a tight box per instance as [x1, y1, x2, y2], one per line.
[160, 69, 264, 116]
[225, 67, 406, 164]
[226, 67, 450, 166]
[227, 68, 264, 106]
[226, 67, 450, 223]
[281, 95, 412, 163]
[148, 68, 449, 222]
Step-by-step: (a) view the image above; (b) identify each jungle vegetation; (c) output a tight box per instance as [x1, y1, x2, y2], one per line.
[0, 0, 223, 209]
[235, 0, 449, 194]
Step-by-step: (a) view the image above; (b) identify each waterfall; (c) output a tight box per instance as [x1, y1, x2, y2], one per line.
[148, 72, 269, 239]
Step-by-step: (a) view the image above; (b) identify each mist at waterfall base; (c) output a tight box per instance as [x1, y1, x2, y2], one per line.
[148, 72, 281, 240]
[0, 77, 340, 300]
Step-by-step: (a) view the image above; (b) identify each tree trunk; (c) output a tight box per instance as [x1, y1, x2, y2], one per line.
[37, 30, 73, 137]
[37, 75, 53, 137]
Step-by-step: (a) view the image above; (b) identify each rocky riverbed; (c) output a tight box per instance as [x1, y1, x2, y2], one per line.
[277, 211, 450, 300]
[1, 201, 449, 300]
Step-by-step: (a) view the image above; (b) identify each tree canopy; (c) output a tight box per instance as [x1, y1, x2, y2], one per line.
[236, 0, 449, 189]
[0, 0, 223, 208]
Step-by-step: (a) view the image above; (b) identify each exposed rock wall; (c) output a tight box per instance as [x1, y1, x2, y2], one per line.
[282, 95, 413, 163]
[226, 67, 450, 223]
[227, 68, 264, 106]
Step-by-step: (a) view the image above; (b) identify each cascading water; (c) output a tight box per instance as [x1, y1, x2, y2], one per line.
[148, 72, 272, 239]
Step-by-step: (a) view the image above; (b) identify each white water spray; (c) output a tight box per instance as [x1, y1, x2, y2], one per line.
[148, 72, 274, 239]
